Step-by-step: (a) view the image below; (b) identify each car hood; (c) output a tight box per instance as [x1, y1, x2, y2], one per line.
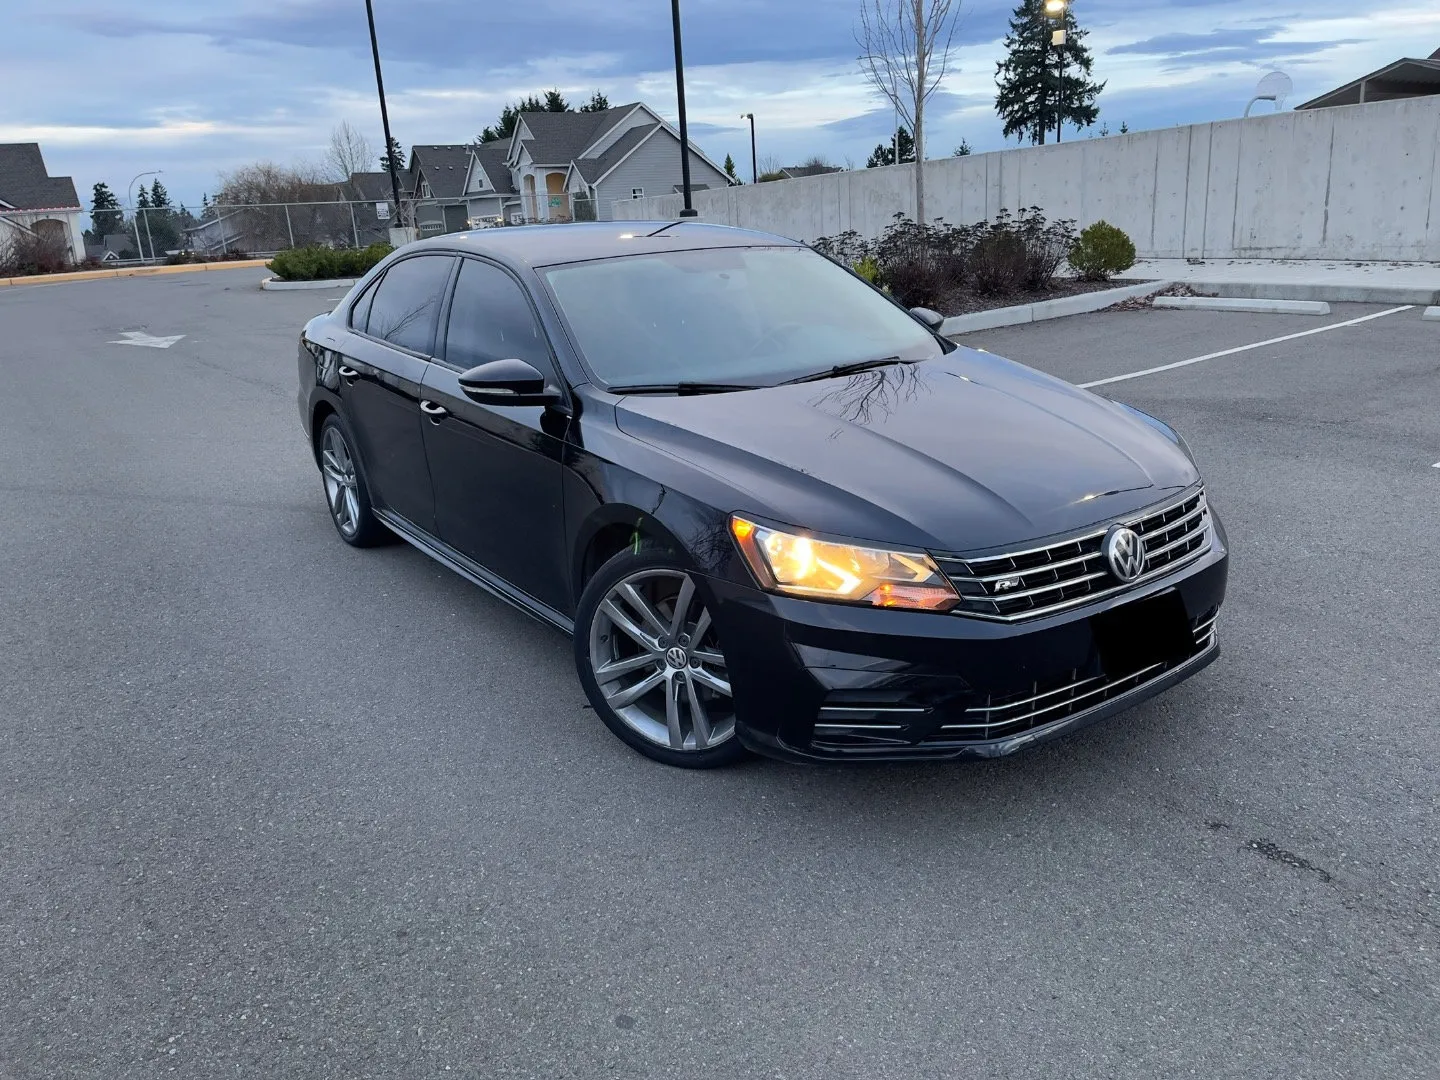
[612, 348, 1200, 553]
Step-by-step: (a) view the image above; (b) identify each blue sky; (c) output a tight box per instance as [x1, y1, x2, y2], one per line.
[1, 0, 1432, 209]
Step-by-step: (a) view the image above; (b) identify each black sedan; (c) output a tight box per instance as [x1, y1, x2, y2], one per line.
[297, 222, 1228, 768]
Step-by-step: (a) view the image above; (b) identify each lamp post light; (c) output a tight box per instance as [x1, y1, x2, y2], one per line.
[741, 113, 757, 184]
[366, 0, 405, 233]
[1045, 0, 1068, 145]
[128, 170, 161, 262]
[671, 0, 698, 216]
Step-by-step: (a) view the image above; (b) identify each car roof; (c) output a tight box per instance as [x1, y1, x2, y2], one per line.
[403, 221, 803, 269]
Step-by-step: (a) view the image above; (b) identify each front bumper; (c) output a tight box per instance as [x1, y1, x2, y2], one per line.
[710, 526, 1229, 763]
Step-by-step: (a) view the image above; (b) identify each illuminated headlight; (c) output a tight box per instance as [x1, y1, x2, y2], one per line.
[730, 516, 959, 612]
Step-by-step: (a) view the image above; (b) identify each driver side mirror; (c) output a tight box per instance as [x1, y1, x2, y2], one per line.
[457, 358, 561, 406]
[910, 307, 945, 331]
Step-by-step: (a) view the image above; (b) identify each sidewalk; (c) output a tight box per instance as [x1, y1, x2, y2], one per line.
[1129, 258, 1440, 304]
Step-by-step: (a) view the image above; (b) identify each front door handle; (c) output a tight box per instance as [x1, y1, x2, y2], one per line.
[337, 365, 359, 382]
[420, 400, 449, 421]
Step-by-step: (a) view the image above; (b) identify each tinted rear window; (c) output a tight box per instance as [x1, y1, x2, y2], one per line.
[365, 255, 454, 355]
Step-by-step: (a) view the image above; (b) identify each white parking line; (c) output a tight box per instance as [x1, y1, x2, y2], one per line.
[1078, 305, 1414, 390]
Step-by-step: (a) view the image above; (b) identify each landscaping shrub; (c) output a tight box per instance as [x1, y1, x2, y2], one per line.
[0, 230, 72, 277]
[267, 242, 393, 282]
[812, 206, 1079, 307]
[1068, 221, 1136, 281]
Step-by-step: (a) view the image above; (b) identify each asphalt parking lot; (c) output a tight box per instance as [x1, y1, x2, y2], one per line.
[1, 268, 1437, 1079]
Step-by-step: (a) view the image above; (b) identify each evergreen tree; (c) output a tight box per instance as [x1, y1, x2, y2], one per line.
[149, 179, 171, 207]
[144, 179, 179, 253]
[580, 90, 610, 113]
[994, 0, 1104, 145]
[379, 136, 406, 173]
[543, 88, 569, 112]
[723, 154, 739, 183]
[90, 181, 123, 236]
[953, 139, 973, 156]
[479, 95, 545, 142]
[136, 186, 151, 210]
[866, 126, 916, 168]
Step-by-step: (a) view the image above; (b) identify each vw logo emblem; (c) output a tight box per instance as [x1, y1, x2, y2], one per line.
[1104, 525, 1147, 583]
[665, 646, 689, 669]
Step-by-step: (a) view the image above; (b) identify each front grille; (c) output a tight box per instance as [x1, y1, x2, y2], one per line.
[934, 488, 1210, 622]
[807, 610, 1220, 754]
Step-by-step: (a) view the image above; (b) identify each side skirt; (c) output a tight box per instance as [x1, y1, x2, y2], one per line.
[373, 508, 574, 635]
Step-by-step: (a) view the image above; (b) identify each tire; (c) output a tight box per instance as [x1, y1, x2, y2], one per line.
[316, 414, 390, 548]
[574, 547, 749, 768]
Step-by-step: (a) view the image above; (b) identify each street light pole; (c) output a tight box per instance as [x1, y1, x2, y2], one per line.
[741, 113, 757, 184]
[128, 170, 160, 262]
[366, 0, 405, 232]
[1045, 0, 1068, 146]
[671, 0, 698, 216]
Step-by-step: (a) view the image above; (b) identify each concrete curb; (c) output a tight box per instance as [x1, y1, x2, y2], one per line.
[1423, 306, 1440, 321]
[1154, 296, 1331, 315]
[941, 280, 1172, 336]
[0, 259, 270, 289]
[260, 276, 357, 291]
[1178, 280, 1440, 305]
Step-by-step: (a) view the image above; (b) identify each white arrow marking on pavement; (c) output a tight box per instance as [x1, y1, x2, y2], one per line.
[109, 330, 185, 349]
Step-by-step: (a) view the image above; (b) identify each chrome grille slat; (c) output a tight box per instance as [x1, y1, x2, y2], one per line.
[941, 662, 1168, 732]
[936, 488, 1211, 622]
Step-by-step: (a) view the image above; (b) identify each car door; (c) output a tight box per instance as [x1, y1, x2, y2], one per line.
[338, 253, 456, 534]
[419, 257, 571, 614]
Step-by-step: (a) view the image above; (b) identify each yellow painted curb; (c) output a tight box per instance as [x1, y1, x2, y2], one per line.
[0, 259, 271, 289]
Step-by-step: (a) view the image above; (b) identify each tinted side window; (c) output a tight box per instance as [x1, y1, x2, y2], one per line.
[349, 275, 379, 331]
[366, 255, 454, 355]
[444, 259, 553, 375]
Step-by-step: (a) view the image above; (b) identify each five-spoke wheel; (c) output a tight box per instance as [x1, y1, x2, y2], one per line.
[316, 415, 388, 547]
[576, 551, 746, 768]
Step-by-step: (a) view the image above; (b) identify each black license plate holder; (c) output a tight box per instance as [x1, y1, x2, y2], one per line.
[1090, 589, 1193, 677]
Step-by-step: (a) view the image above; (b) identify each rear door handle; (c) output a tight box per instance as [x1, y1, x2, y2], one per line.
[337, 365, 359, 382]
[420, 400, 448, 420]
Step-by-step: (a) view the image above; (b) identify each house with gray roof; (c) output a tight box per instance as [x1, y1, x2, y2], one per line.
[0, 143, 85, 264]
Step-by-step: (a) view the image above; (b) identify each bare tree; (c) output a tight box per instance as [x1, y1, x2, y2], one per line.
[324, 121, 376, 181]
[857, 0, 961, 225]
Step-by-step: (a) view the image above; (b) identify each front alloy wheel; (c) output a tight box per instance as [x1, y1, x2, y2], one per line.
[577, 553, 746, 768]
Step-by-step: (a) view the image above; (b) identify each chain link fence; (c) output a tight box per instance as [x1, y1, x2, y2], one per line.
[88, 192, 607, 265]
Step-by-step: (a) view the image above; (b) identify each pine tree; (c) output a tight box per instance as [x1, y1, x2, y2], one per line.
[723, 154, 739, 183]
[543, 88, 569, 112]
[136, 186, 151, 210]
[479, 95, 545, 142]
[580, 90, 610, 113]
[149, 179, 171, 207]
[379, 136, 406, 173]
[994, 0, 1104, 146]
[145, 179, 179, 253]
[953, 139, 973, 156]
[90, 181, 123, 236]
[866, 126, 916, 168]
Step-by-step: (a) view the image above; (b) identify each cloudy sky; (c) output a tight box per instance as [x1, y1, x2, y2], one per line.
[2, 0, 1433, 209]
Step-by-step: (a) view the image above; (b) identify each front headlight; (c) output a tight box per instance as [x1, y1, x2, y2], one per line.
[730, 516, 959, 612]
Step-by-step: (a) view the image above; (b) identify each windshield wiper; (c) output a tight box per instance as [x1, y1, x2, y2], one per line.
[779, 356, 910, 385]
[609, 381, 762, 396]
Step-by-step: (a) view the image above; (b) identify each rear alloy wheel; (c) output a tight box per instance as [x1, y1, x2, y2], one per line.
[317, 415, 388, 547]
[576, 552, 746, 768]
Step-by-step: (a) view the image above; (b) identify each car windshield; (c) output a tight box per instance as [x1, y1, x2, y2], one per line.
[542, 245, 945, 389]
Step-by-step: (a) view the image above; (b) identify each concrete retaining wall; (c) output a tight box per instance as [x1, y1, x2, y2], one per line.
[617, 97, 1440, 261]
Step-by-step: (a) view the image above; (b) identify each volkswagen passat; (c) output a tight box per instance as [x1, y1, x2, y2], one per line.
[297, 223, 1227, 768]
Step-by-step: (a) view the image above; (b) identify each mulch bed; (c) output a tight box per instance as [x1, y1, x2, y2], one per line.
[941, 278, 1142, 317]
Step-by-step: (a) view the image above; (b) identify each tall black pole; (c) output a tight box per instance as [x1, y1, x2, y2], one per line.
[671, 0, 698, 216]
[746, 114, 757, 184]
[366, 0, 404, 227]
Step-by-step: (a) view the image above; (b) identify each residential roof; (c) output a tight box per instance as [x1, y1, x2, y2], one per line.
[409, 144, 473, 199]
[514, 104, 644, 164]
[569, 123, 659, 184]
[0, 143, 81, 211]
[781, 164, 844, 179]
[346, 171, 398, 202]
[1296, 49, 1440, 109]
[471, 144, 515, 194]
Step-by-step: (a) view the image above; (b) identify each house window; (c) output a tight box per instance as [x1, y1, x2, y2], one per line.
[421, 181, 433, 198]
[631, 188, 645, 199]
